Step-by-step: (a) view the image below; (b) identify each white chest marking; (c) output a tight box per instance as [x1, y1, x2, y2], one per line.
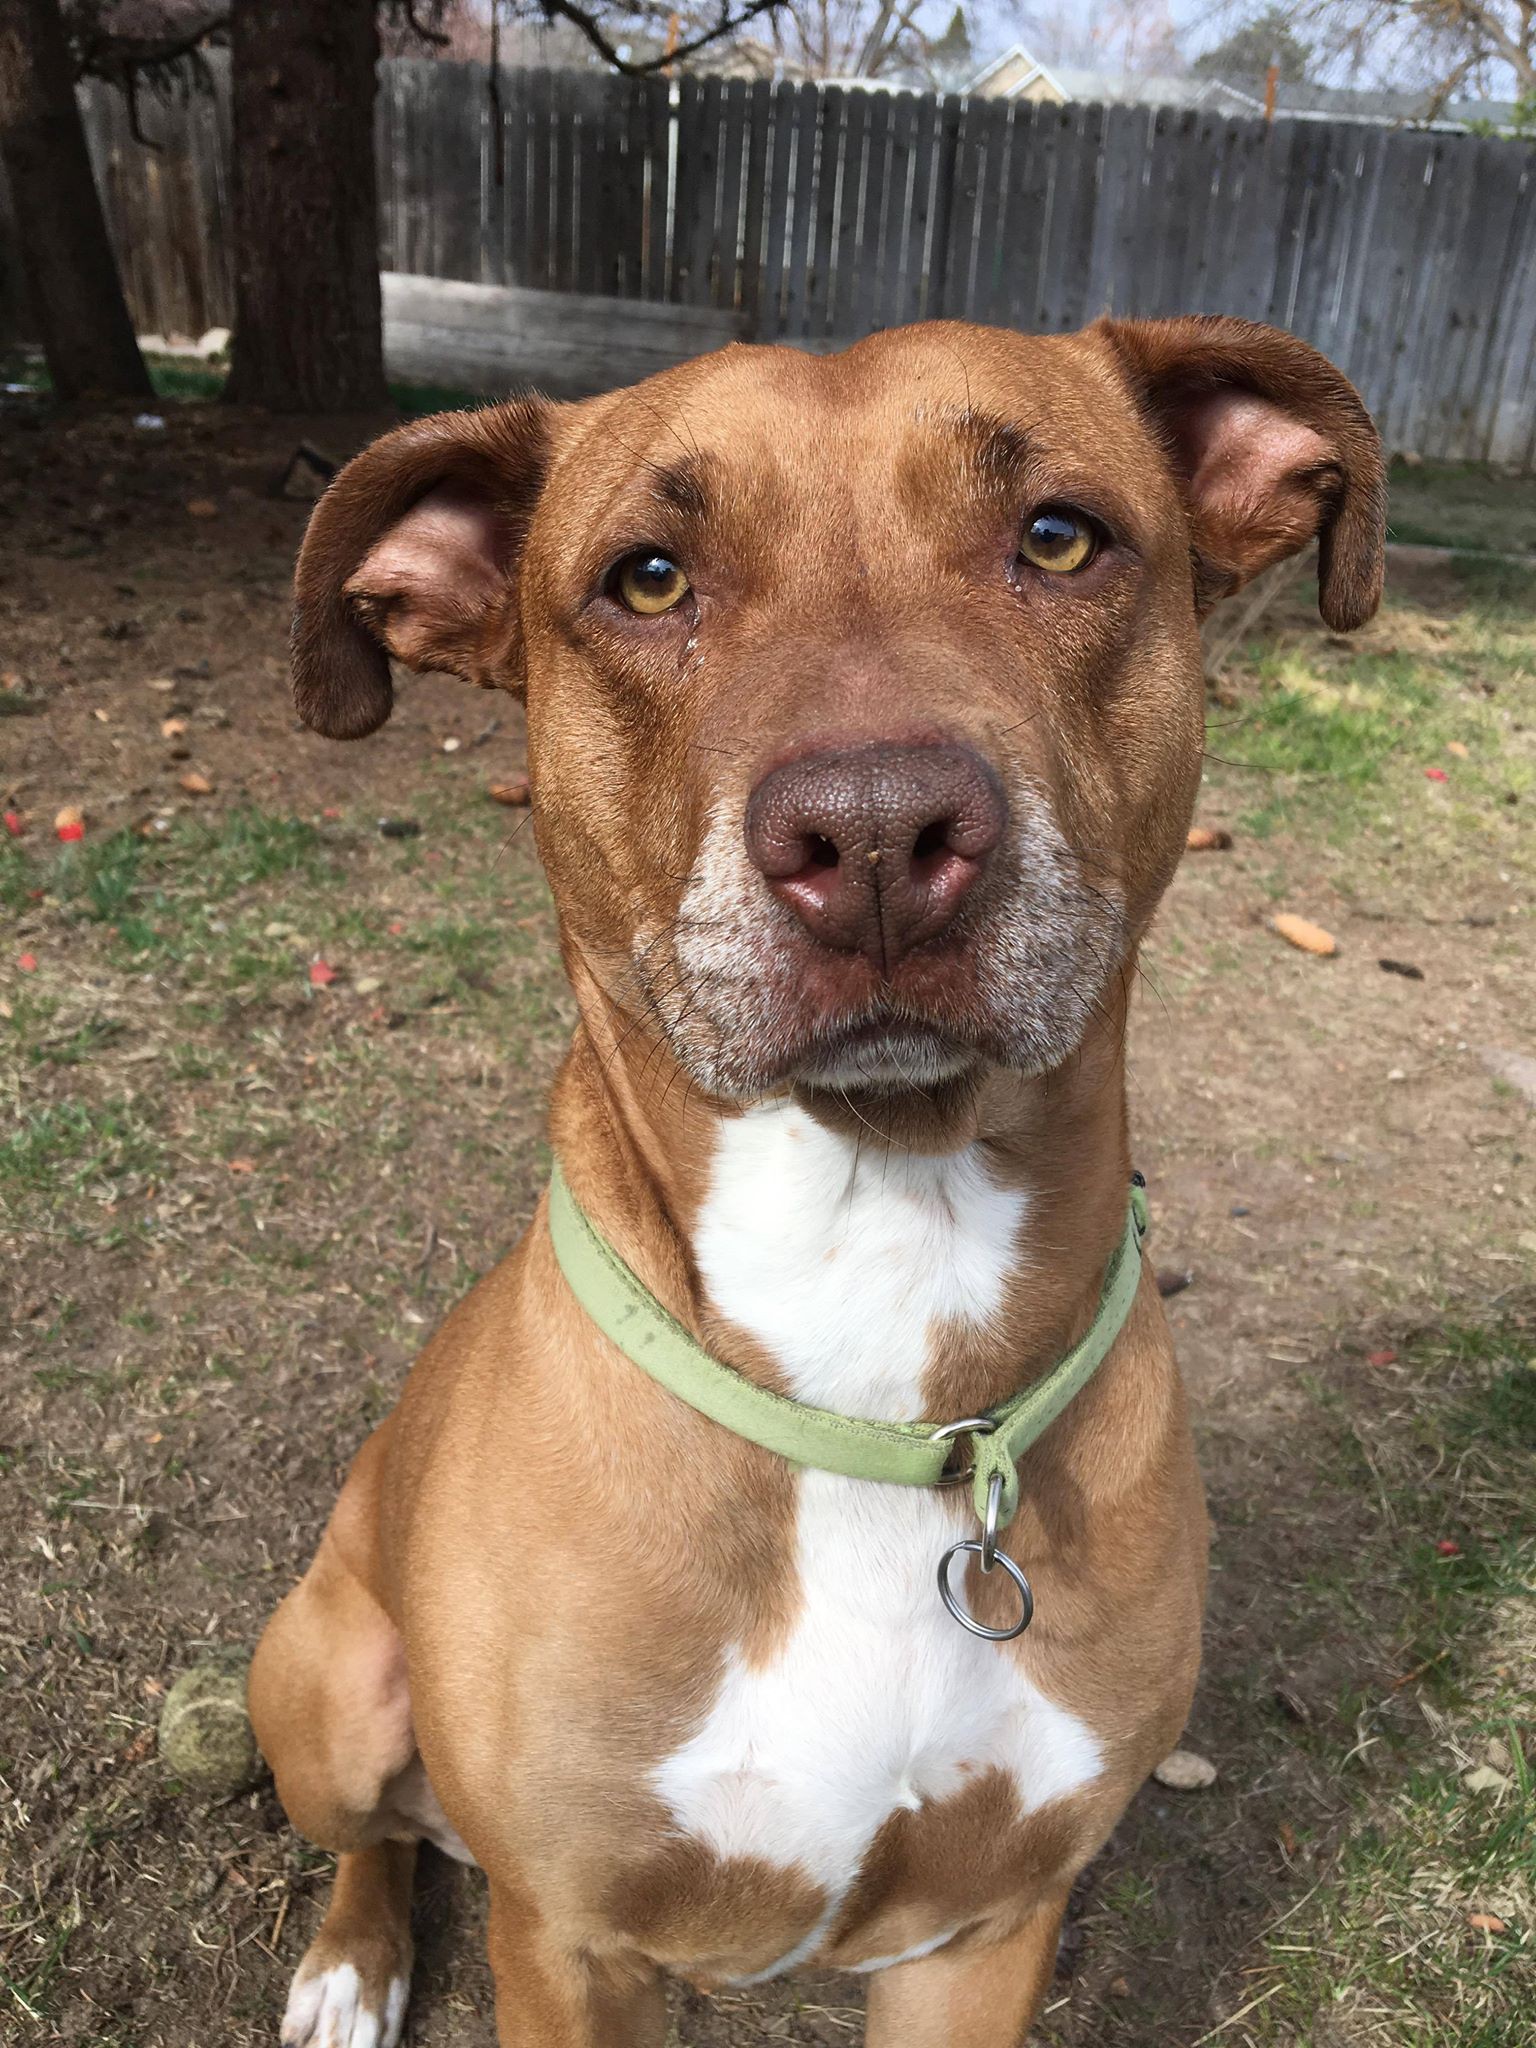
[656, 1105, 1103, 1979]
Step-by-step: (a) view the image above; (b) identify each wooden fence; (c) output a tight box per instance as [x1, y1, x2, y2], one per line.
[11, 60, 1536, 464]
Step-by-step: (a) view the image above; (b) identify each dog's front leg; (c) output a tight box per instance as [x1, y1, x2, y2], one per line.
[862, 1885, 1071, 2048]
[486, 1884, 668, 2048]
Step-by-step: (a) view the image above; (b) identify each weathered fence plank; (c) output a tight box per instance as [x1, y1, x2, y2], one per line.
[30, 61, 1536, 464]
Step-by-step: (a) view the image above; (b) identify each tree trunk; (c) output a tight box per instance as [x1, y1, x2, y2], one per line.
[0, 0, 151, 401]
[225, 0, 388, 413]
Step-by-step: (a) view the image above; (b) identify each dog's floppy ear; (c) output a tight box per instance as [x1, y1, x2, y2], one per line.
[291, 399, 553, 739]
[1095, 316, 1385, 630]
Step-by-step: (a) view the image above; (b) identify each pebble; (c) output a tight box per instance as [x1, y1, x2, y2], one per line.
[1154, 1748, 1217, 1791]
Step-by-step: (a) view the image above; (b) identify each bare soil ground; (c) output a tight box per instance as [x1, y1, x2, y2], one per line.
[2, 396, 1533, 2046]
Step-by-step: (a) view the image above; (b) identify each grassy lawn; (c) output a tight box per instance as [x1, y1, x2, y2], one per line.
[1387, 461, 1536, 556]
[1205, 556, 1536, 849]
[1247, 1315, 1535, 2046]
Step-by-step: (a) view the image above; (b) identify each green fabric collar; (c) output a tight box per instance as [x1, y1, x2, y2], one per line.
[547, 1159, 1148, 1533]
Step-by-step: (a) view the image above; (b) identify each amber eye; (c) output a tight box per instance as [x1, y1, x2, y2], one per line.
[614, 551, 691, 616]
[1018, 507, 1097, 575]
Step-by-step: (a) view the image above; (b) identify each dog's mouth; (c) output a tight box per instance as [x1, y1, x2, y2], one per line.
[758, 1011, 980, 1094]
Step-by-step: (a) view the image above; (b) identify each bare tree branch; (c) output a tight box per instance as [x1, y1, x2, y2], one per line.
[540, 0, 784, 74]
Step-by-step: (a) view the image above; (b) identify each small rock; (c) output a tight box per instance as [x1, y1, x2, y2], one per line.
[1156, 1268, 1194, 1299]
[378, 817, 420, 839]
[1378, 958, 1423, 980]
[178, 771, 213, 796]
[186, 497, 219, 520]
[1154, 1748, 1217, 1791]
[441, 736, 461, 754]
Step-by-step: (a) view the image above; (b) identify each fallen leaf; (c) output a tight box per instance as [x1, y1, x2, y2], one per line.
[54, 804, 85, 842]
[1467, 1912, 1507, 1934]
[308, 959, 338, 988]
[186, 497, 219, 519]
[160, 716, 187, 739]
[1378, 958, 1423, 980]
[1271, 913, 1337, 957]
[4, 810, 24, 837]
[1436, 1537, 1461, 1557]
[145, 676, 177, 693]
[1277, 1820, 1298, 1854]
[92, 706, 110, 723]
[1446, 741, 1469, 759]
[1185, 825, 1232, 852]
[1156, 1267, 1194, 1298]
[378, 817, 420, 839]
[178, 771, 213, 796]
[489, 775, 532, 807]
[1153, 1749, 1217, 1791]
[322, 806, 342, 821]
[120, 1726, 156, 1765]
[386, 919, 406, 936]
[1425, 765, 1448, 782]
[1463, 1764, 1513, 1796]
[353, 975, 383, 996]
[18, 952, 38, 972]
[227, 1158, 257, 1175]
[1367, 1348, 1397, 1368]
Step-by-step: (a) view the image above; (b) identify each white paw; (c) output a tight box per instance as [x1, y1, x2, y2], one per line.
[281, 1961, 408, 2048]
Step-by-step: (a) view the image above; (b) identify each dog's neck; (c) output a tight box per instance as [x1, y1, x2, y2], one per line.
[549, 960, 1136, 1425]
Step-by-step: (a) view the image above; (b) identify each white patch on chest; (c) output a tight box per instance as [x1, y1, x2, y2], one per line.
[656, 1104, 1103, 1978]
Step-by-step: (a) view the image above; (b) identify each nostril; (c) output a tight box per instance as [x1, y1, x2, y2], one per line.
[804, 833, 840, 872]
[910, 819, 950, 866]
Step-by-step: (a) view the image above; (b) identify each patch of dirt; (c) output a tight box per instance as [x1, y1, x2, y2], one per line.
[2, 402, 1532, 2045]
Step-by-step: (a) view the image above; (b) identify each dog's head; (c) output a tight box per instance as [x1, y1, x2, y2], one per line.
[293, 318, 1383, 1104]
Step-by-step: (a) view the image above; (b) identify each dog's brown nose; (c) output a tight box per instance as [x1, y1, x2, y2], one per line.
[744, 741, 1006, 971]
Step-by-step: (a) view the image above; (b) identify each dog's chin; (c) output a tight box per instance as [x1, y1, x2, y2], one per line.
[663, 1000, 1081, 1106]
[785, 1025, 980, 1094]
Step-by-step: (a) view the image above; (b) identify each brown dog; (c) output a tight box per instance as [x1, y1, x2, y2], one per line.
[251, 316, 1383, 2048]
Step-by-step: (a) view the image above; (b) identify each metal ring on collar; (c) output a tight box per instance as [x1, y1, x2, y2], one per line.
[936, 1539, 1034, 1641]
[980, 1469, 1004, 1570]
[928, 1414, 997, 1488]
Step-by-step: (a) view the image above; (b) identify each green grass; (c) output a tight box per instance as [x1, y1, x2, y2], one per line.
[2, 348, 484, 417]
[1250, 1313, 1536, 2045]
[0, 1100, 164, 1216]
[1388, 461, 1536, 556]
[1211, 561, 1536, 845]
[1, 809, 333, 971]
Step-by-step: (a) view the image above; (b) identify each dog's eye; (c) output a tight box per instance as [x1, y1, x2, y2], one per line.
[614, 552, 691, 616]
[1018, 508, 1097, 575]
